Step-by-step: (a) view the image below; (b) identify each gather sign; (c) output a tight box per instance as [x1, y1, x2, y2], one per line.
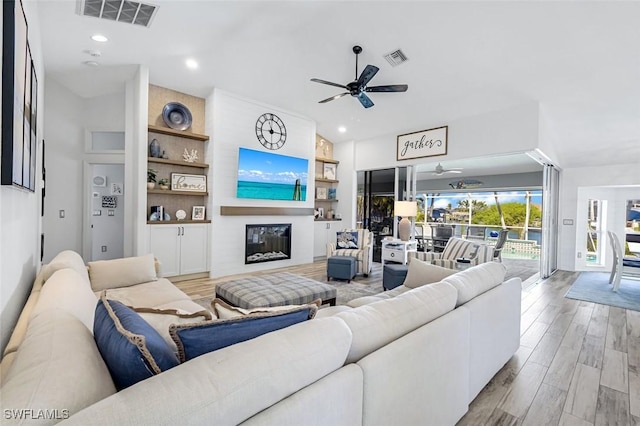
[396, 126, 448, 161]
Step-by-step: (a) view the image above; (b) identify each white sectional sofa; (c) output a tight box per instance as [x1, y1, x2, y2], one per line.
[0, 251, 520, 425]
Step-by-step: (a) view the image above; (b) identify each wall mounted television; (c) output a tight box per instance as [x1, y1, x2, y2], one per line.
[236, 147, 308, 201]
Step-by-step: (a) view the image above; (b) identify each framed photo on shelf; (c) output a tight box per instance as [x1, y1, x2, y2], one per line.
[316, 187, 327, 199]
[323, 163, 336, 180]
[328, 188, 337, 199]
[192, 206, 205, 220]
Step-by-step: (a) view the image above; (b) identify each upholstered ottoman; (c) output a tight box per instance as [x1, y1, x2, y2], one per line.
[383, 264, 408, 290]
[327, 256, 357, 282]
[215, 272, 336, 308]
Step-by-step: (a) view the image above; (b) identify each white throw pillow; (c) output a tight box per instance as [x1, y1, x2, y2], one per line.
[403, 258, 457, 289]
[212, 298, 321, 320]
[442, 261, 507, 306]
[89, 254, 158, 291]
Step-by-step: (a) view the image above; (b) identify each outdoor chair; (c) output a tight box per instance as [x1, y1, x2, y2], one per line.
[492, 229, 509, 262]
[410, 236, 493, 270]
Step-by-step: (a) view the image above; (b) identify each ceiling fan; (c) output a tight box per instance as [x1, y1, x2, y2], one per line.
[310, 45, 408, 109]
[432, 163, 463, 176]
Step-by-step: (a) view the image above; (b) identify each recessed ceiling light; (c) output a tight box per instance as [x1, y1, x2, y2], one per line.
[338, 126, 347, 133]
[91, 34, 108, 42]
[186, 59, 198, 70]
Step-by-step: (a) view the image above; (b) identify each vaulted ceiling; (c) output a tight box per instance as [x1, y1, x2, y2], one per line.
[35, 1, 640, 172]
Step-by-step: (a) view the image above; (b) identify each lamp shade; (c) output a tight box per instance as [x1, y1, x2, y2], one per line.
[394, 201, 417, 218]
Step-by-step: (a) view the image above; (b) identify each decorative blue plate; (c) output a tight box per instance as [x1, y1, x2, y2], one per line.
[162, 102, 192, 131]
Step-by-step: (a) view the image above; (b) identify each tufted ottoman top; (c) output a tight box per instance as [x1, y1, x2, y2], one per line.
[215, 272, 337, 309]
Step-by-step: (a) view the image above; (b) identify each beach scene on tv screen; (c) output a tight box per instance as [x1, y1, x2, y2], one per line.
[237, 148, 308, 201]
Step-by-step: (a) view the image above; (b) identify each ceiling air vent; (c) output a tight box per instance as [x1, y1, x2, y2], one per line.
[383, 49, 408, 67]
[78, 0, 158, 27]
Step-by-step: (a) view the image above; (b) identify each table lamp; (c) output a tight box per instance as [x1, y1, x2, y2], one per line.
[395, 201, 418, 241]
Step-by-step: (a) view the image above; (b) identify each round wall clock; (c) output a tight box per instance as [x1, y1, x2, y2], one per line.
[255, 113, 287, 150]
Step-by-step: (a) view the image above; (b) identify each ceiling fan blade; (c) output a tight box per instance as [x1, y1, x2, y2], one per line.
[310, 78, 348, 90]
[448, 170, 463, 174]
[319, 93, 349, 103]
[356, 65, 379, 88]
[366, 84, 408, 93]
[357, 92, 374, 108]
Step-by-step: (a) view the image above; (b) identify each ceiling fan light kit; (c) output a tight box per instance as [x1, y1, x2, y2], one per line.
[311, 45, 408, 108]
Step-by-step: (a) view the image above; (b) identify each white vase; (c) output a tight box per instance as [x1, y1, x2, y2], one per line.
[147, 182, 155, 190]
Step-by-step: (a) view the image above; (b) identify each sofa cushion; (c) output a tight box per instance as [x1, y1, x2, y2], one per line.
[170, 306, 316, 362]
[442, 261, 507, 306]
[94, 295, 179, 390]
[336, 281, 458, 363]
[100, 278, 191, 307]
[212, 297, 320, 320]
[41, 250, 90, 287]
[31, 268, 98, 333]
[89, 254, 157, 291]
[0, 309, 116, 419]
[403, 258, 457, 289]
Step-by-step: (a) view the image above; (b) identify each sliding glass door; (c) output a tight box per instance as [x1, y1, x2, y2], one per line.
[540, 164, 559, 278]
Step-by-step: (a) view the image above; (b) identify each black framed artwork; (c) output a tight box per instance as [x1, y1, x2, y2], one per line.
[1, 0, 38, 192]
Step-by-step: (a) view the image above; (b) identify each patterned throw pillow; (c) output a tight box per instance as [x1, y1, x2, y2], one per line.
[212, 298, 320, 320]
[93, 294, 179, 390]
[337, 231, 359, 249]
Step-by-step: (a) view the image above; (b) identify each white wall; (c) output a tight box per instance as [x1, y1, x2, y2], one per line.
[0, 1, 45, 352]
[333, 140, 356, 228]
[42, 82, 126, 262]
[208, 90, 316, 277]
[41, 80, 85, 261]
[558, 162, 640, 271]
[354, 102, 540, 171]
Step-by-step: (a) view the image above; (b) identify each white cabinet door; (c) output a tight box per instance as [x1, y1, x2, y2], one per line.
[148, 223, 209, 277]
[313, 222, 329, 257]
[180, 224, 209, 275]
[149, 225, 181, 277]
[314, 221, 341, 258]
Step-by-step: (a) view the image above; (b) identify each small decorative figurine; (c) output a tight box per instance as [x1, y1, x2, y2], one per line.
[183, 148, 198, 163]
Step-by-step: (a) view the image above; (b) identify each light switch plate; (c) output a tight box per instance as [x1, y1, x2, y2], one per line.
[563, 219, 574, 225]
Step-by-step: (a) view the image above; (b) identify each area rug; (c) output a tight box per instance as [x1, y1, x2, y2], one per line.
[564, 272, 640, 312]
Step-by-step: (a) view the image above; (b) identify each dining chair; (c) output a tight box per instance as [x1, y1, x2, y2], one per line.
[492, 229, 509, 262]
[607, 230, 640, 292]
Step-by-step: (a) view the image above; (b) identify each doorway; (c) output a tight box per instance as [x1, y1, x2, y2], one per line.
[86, 163, 125, 261]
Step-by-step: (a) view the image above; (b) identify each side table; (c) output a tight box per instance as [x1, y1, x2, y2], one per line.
[381, 239, 418, 266]
[455, 258, 472, 271]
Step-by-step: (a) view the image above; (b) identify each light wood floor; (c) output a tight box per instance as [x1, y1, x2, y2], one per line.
[177, 264, 640, 425]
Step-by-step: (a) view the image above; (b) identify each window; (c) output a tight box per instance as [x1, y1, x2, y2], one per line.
[586, 199, 607, 265]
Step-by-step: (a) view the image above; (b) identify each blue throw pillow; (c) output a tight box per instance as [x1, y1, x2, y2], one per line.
[337, 231, 359, 249]
[170, 307, 314, 362]
[94, 295, 179, 390]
